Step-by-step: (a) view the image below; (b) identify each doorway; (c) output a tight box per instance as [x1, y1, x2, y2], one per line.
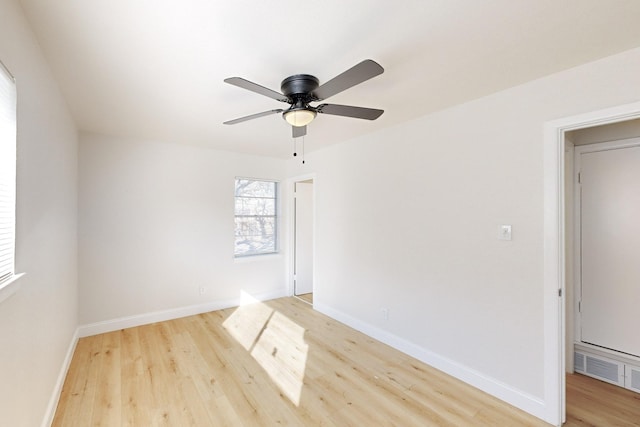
[293, 178, 314, 304]
[572, 138, 640, 358]
[544, 105, 640, 426]
[564, 132, 640, 425]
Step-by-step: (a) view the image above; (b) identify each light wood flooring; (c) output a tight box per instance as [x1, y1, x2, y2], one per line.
[53, 296, 631, 426]
[565, 372, 640, 426]
[296, 292, 313, 305]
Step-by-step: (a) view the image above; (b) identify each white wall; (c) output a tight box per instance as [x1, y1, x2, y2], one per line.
[0, 0, 78, 426]
[287, 47, 640, 422]
[79, 133, 287, 326]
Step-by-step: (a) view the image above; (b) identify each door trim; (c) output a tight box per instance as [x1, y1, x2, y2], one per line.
[543, 101, 640, 426]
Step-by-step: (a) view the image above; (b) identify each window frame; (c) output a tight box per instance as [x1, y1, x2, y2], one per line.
[234, 177, 279, 258]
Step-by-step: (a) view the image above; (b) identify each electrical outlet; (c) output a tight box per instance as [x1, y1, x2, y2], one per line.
[381, 308, 389, 320]
[199, 286, 206, 295]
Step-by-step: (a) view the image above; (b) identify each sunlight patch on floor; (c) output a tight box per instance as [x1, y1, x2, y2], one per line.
[223, 298, 273, 350]
[223, 295, 308, 406]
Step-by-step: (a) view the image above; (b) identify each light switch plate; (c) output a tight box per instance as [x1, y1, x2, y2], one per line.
[499, 225, 512, 241]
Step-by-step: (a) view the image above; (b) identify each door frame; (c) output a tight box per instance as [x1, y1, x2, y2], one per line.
[287, 173, 316, 298]
[543, 100, 640, 426]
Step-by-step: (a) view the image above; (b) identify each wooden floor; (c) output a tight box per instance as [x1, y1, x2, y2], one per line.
[55, 297, 554, 426]
[565, 372, 640, 426]
[296, 292, 313, 305]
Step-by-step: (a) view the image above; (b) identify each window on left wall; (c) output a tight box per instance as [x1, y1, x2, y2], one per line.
[0, 61, 17, 287]
[234, 178, 278, 257]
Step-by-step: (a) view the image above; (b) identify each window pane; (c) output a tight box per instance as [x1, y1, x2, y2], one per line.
[234, 178, 278, 257]
[0, 61, 16, 284]
[234, 234, 276, 256]
[235, 179, 276, 198]
[234, 197, 275, 216]
[234, 217, 275, 237]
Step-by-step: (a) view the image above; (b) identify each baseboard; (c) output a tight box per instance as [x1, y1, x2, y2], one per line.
[78, 288, 288, 337]
[41, 328, 79, 427]
[314, 302, 548, 423]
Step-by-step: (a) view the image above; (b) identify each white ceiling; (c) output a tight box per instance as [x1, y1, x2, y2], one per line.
[18, 0, 640, 158]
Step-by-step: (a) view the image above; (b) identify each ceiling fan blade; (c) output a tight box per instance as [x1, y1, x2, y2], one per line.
[292, 125, 307, 138]
[224, 77, 289, 103]
[223, 109, 283, 125]
[316, 103, 384, 120]
[312, 60, 384, 101]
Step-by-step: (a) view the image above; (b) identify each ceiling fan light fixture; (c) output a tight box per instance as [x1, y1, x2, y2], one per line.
[284, 108, 316, 127]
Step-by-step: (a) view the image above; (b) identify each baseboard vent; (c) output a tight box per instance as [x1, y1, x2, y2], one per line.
[627, 365, 640, 393]
[587, 355, 622, 384]
[574, 350, 623, 386]
[574, 346, 640, 394]
[574, 351, 585, 372]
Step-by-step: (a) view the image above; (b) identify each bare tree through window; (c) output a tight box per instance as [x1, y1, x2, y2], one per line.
[234, 179, 278, 256]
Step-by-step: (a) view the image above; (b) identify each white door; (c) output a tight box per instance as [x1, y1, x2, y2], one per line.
[579, 142, 640, 357]
[294, 181, 313, 295]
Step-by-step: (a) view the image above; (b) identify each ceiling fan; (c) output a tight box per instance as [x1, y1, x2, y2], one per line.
[223, 59, 384, 138]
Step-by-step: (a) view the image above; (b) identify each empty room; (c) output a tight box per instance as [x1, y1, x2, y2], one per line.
[2, 1, 640, 426]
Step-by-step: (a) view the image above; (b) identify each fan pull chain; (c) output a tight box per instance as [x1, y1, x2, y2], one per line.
[291, 136, 305, 164]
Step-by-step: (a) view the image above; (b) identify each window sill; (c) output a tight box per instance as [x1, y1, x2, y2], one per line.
[234, 253, 281, 263]
[0, 273, 25, 304]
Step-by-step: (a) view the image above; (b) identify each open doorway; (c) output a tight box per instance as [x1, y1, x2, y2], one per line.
[293, 179, 314, 305]
[562, 120, 640, 425]
[544, 101, 640, 426]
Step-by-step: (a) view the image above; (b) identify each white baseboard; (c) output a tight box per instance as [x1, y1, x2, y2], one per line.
[41, 328, 79, 427]
[314, 302, 548, 423]
[78, 289, 288, 337]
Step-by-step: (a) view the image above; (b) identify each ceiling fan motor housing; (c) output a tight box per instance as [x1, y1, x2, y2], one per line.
[280, 74, 319, 103]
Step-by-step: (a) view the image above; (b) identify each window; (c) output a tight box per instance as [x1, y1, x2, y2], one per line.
[0, 61, 16, 286]
[234, 178, 278, 257]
